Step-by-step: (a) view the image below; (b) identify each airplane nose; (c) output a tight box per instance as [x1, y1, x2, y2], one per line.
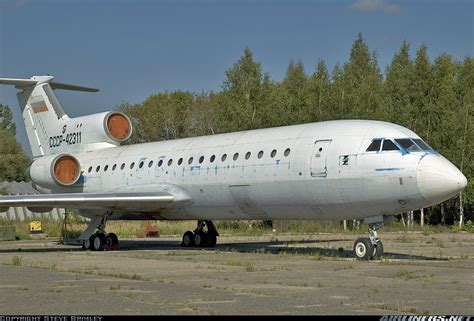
[417, 155, 467, 205]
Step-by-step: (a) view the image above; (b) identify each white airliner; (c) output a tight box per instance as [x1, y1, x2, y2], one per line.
[0, 76, 467, 259]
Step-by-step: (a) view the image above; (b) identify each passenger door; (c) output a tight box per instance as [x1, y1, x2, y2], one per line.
[310, 140, 331, 178]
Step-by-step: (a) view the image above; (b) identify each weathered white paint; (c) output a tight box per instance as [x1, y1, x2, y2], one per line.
[0, 76, 467, 224]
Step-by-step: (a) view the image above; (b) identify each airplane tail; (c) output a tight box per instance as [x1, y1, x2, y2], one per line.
[0, 76, 99, 159]
[0, 76, 132, 159]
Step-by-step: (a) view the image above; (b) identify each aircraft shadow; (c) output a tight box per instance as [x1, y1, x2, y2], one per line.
[106, 238, 446, 261]
[0, 238, 445, 261]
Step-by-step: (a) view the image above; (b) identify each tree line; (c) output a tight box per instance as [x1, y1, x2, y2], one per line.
[0, 104, 31, 182]
[120, 33, 472, 226]
[0, 33, 470, 226]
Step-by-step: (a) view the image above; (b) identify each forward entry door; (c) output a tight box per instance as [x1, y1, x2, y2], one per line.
[310, 140, 332, 178]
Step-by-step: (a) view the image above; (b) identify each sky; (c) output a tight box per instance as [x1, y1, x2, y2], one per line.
[0, 0, 472, 155]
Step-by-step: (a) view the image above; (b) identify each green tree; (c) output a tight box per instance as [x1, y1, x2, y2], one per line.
[455, 57, 474, 221]
[120, 91, 194, 143]
[308, 59, 330, 122]
[341, 33, 386, 120]
[430, 54, 459, 156]
[0, 128, 31, 181]
[219, 48, 270, 132]
[410, 44, 434, 137]
[329, 62, 345, 119]
[384, 41, 415, 125]
[265, 60, 309, 127]
[0, 104, 16, 134]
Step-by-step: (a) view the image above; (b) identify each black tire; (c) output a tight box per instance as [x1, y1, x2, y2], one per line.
[207, 234, 217, 247]
[182, 231, 194, 247]
[372, 240, 384, 260]
[82, 234, 95, 250]
[106, 233, 119, 247]
[353, 237, 374, 260]
[193, 232, 204, 247]
[92, 233, 106, 251]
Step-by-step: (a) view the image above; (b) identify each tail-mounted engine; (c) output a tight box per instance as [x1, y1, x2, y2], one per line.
[30, 154, 81, 189]
[47, 111, 132, 153]
[105, 112, 132, 142]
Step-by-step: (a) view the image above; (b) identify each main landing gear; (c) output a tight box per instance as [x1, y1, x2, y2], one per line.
[353, 223, 384, 260]
[79, 212, 119, 251]
[182, 220, 219, 248]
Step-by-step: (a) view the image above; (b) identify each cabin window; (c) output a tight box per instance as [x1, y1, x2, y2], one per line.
[284, 148, 291, 157]
[96, 166, 100, 172]
[121, 163, 125, 170]
[148, 161, 153, 168]
[112, 164, 117, 171]
[88, 166, 92, 173]
[382, 139, 399, 151]
[271, 149, 277, 158]
[366, 139, 382, 152]
[395, 138, 421, 151]
[139, 161, 144, 169]
[104, 165, 109, 172]
[199, 156, 204, 164]
[412, 139, 433, 151]
[168, 159, 173, 166]
[178, 158, 183, 165]
[245, 152, 251, 160]
[233, 153, 239, 161]
[130, 162, 135, 169]
[258, 151, 264, 159]
[210, 155, 216, 163]
[188, 157, 194, 165]
[221, 154, 227, 162]
[158, 159, 163, 167]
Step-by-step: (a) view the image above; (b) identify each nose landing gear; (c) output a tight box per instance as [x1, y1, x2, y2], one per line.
[182, 220, 219, 248]
[354, 223, 384, 260]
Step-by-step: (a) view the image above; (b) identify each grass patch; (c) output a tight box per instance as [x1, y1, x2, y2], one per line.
[1, 216, 471, 242]
[223, 258, 255, 272]
[109, 284, 122, 291]
[12, 256, 22, 266]
[334, 264, 353, 271]
[435, 239, 445, 248]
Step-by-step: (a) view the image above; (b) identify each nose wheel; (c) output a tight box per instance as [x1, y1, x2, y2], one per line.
[182, 220, 219, 248]
[354, 224, 384, 260]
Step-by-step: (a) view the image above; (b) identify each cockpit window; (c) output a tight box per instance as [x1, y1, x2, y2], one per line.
[366, 139, 382, 152]
[395, 138, 421, 151]
[412, 139, 433, 151]
[382, 139, 399, 151]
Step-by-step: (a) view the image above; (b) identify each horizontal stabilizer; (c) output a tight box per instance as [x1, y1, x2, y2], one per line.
[50, 82, 99, 92]
[0, 78, 37, 88]
[0, 76, 99, 92]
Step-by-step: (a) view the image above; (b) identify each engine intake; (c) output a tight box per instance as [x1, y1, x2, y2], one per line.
[30, 154, 81, 189]
[105, 112, 132, 142]
[53, 155, 81, 185]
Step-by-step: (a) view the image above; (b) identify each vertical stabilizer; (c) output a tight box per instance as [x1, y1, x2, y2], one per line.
[17, 77, 69, 158]
[0, 76, 99, 159]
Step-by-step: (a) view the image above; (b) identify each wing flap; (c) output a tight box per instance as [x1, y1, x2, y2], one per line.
[0, 192, 175, 211]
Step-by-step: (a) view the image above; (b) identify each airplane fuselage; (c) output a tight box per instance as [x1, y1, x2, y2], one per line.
[1, 75, 467, 256]
[37, 120, 465, 222]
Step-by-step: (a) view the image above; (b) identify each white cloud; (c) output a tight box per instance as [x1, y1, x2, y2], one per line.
[350, 0, 400, 14]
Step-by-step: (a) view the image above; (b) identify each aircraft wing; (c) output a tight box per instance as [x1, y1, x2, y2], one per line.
[0, 192, 177, 211]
